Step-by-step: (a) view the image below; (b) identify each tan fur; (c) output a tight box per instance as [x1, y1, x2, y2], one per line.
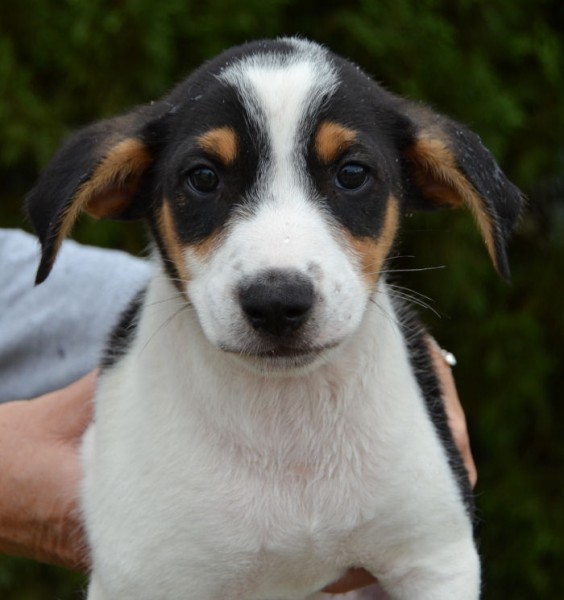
[190, 231, 223, 262]
[315, 122, 357, 164]
[347, 196, 400, 288]
[406, 136, 496, 269]
[52, 138, 152, 265]
[159, 200, 189, 283]
[197, 127, 238, 165]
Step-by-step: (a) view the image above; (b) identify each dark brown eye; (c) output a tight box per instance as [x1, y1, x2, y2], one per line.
[336, 163, 368, 190]
[186, 166, 219, 194]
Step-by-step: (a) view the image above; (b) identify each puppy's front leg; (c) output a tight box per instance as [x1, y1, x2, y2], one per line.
[375, 539, 481, 600]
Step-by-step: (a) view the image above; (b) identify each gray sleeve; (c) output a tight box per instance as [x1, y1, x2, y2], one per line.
[0, 229, 151, 402]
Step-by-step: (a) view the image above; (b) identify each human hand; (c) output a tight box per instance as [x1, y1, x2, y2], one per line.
[0, 371, 96, 570]
[427, 338, 477, 487]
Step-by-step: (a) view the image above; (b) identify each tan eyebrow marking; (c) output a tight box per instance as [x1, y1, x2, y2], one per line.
[315, 121, 357, 164]
[197, 127, 238, 166]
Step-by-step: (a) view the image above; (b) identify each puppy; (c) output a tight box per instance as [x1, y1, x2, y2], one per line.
[27, 38, 522, 600]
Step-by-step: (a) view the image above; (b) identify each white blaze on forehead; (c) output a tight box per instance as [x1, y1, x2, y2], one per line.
[219, 41, 338, 170]
[186, 44, 369, 355]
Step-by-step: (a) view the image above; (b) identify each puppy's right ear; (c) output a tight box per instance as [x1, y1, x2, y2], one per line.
[26, 103, 167, 284]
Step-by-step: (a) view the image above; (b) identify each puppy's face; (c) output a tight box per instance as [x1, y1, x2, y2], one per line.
[154, 41, 402, 370]
[27, 38, 523, 373]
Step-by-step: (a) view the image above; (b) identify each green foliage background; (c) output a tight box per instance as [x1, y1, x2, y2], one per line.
[1, 0, 562, 597]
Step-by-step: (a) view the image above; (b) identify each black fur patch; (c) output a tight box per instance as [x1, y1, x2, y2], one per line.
[393, 297, 476, 521]
[304, 57, 411, 241]
[141, 45, 272, 249]
[101, 288, 146, 371]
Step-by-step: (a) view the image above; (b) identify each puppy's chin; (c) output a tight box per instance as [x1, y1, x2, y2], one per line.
[219, 342, 341, 377]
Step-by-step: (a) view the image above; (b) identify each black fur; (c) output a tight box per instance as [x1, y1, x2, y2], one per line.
[154, 82, 263, 247]
[395, 298, 476, 518]
[100, 287, 146, 371]
[443, 120, 523, 280]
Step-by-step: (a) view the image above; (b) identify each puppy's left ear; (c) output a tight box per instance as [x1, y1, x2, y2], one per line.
[26, 102, 168, 284]
[400, 102, 524, 281]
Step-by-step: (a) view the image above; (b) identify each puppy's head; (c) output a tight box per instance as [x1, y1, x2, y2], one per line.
[27, 38, 523, 372]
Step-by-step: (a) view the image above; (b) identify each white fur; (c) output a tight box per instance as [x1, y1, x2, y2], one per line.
[187, 193, 367, 363]
[83, 275, 479, 600]
[82, 43, 480, 600]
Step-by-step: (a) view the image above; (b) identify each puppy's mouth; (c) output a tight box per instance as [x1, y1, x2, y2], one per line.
[219, 339, 340, 370]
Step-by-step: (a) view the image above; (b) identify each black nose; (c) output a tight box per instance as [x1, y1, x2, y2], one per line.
[239, 270, 314, 337]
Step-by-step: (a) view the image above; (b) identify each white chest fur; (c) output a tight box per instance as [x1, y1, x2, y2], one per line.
[82, 275, 479, 600]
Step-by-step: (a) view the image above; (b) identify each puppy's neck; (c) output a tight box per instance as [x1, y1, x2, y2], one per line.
[132, 267, 408, 416]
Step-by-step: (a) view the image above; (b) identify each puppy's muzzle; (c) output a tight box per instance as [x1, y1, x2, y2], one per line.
[238, 270, 314, 338]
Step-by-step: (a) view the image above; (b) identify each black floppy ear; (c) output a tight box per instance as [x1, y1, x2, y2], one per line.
[26, 103, 167, 284]
[400, 101, 523, 281]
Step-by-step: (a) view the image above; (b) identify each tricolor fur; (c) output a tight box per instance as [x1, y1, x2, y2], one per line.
[27, 38, 522, 600]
